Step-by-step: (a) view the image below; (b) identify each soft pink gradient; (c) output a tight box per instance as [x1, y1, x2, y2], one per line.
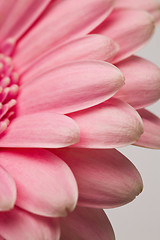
[115, 0, 160, 24]
[0, 0, 159, 239]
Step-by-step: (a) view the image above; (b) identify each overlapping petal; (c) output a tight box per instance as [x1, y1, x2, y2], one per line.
[60, 207, 115, 240]
[14, 0, 115, 67]
[0, 207, 60, 240]
[17, 61, 124, 115]
[0, 149, 78, 217]
[0, 165, 16, 211]
[93, 8, 155, 63]
[135, 109, 160, 149]
[116, 0, 160, 23]
[16, 34, 119, 77]
[114, 56, 160, 109]
[0, 0, 158, 238]
[68, 98, 144, 148]
[0, 0, 51, 54]
[0, 112, 80, 148]
[54, 148, 143, 209]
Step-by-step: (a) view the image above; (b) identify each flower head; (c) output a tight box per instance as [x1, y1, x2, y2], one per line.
[0, 0, 159, 239]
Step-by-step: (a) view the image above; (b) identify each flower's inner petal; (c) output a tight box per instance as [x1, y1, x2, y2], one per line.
[0, 165, 17, 211]
[0, 207, 60, 240]
[0, 149, 78, 217]
[60, 207, 115, 240]
[0, 0, 51, 55]
[0, 112, 80, 148]
[17, 61, 124, 116]
[0, 54, 19, 134]
[14, 0, 115, 67]
[14, 34, 119, 78]
[135, 109, 160, 149]
[92, 8, 154, 63]
[68, 98, 144, 149]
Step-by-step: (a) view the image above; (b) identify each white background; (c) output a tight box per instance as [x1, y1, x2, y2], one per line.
[106, 22, 160, 239]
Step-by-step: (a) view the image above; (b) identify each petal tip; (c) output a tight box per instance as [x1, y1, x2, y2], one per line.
[127, 109, 144, 145]
[129, 174, 143, 202]
[0, 190, 16, 212]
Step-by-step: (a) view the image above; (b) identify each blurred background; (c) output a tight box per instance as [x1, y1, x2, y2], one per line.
[106, 22, 160, 239]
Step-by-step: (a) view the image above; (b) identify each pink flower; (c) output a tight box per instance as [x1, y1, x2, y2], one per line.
[0, 0, 159, 239]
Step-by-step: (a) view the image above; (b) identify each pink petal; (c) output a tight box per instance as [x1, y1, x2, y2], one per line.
[60, 207, 115, 240]
[0, 207, 60, 240]
[0, 0, 51, 55]
[0, 149, 78, 217]
[135, 109, 160, 149]
[92, 8, 154, 63]
[0, 165, 16, 211]
[14, 0, 114, 66]
[68, 98, 144, 148]
[54, 148, 143, 209]
[114, 56, 160, 109]
[17, 61, 124, 115]
[15, 34, 119, 77]
[0, 112, 80, 148]
[116, 0, 160, 24]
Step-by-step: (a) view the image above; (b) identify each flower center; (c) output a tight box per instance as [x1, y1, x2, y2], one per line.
[0, 54, 19, 134]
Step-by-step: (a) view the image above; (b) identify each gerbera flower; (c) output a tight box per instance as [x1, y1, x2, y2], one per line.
[0, 0, 159, 239]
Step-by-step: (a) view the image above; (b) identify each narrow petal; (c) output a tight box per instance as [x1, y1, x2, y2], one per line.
[17, 61, 124, 115]
[93, 8, 154, 63]
[14, 0, 115, 66]
[16, 35, 119, 77]
[116, 0, 160, 24]
[114, 56, 160, 109]
[0, 207, 60, 240]
[0, 165, 16, 211]
[68, 98, 144, 149]
[0, 0, 51, 55]
[0, 112, 80, 148]
[135, 109, 160, 149]
[54, 148, 143, 209]
[0, 149, 78, 217]
[60, 207, 115, 240]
